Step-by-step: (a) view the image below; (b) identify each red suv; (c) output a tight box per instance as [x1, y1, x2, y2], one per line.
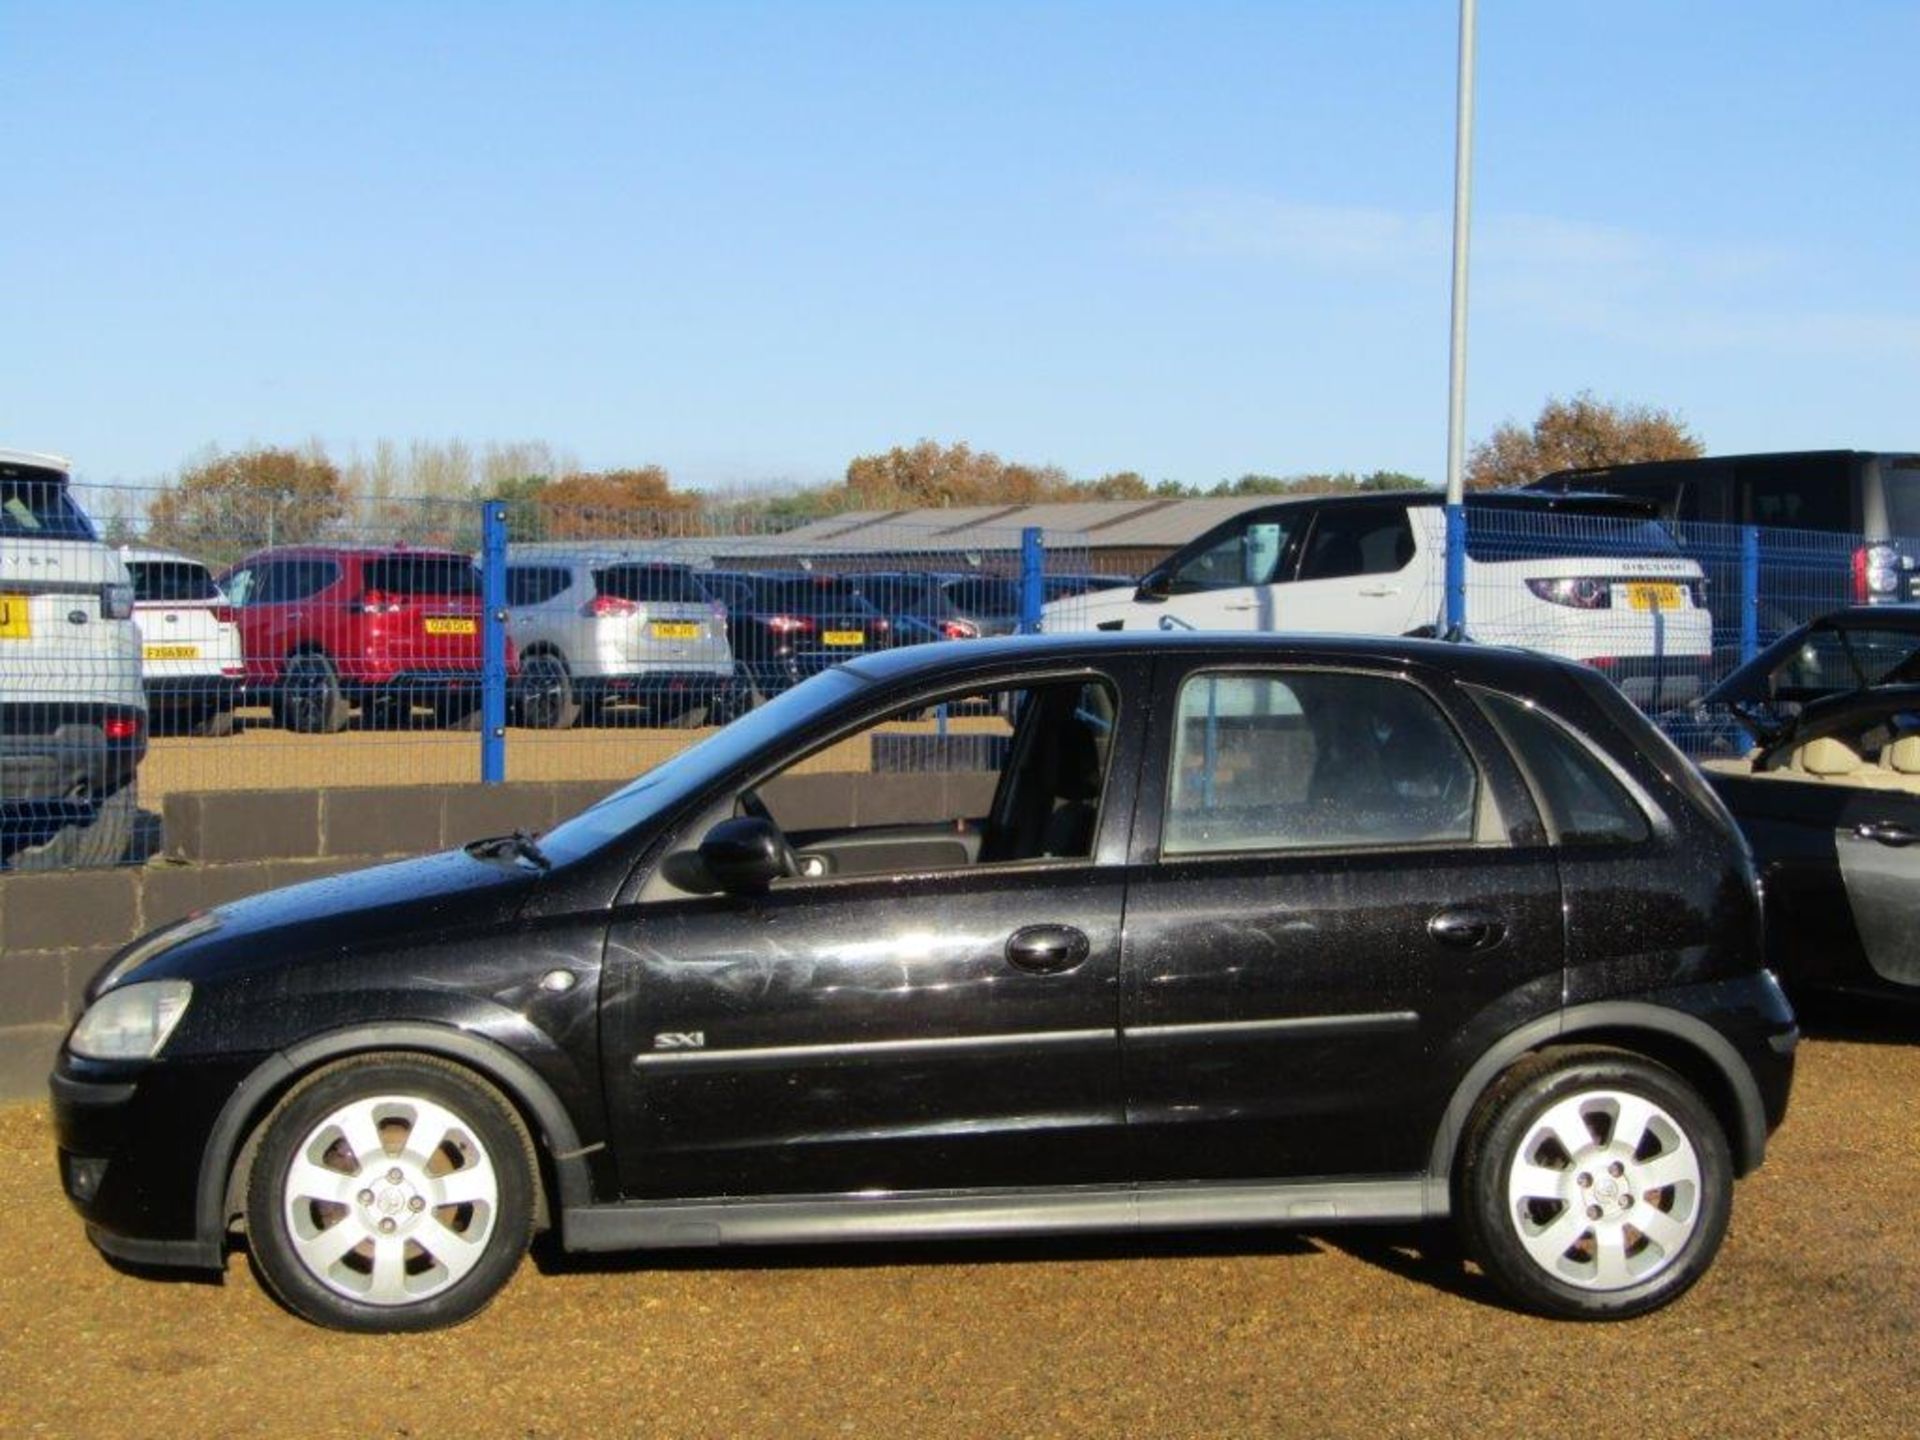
[218, 547, 511, 732]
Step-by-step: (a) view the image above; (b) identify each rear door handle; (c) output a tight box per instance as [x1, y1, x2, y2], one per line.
[1358, 586, 1402, 597]
[1005, 924, 1091, 975]
[1428, 907, 1505, 950]
[1851, 820, 1919, 848]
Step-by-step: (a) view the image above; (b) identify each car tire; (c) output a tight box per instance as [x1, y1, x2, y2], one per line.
[244, 1054, 537, 1334]
[8, 786, 137, 871]
[276, 654, 351, 734]
[1457, 1046, 1732, 1321]
[517, 654, 578, 731]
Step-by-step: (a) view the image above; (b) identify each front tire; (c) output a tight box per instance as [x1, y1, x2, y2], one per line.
[1457, 1047, 1732, 1320]
[276, 653, 351, 734]
[244, 1055, 537, 1333]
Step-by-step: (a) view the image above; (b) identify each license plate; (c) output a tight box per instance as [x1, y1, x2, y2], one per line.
[0, 595, 27, 639]
[822, 630, 865, 647]
[424, 617, 477, 635]
[144, 644, 201, 660]
[650, 622, 700, 640]
[1620, 582, 1684, 612]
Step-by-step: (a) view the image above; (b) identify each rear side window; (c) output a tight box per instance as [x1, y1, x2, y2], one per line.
[362, 556, 480, 596]
[1741, 454, 1852, 531]
[1297, 507, 1414, 581]
[595, 564, 705, 604]
[129, 561, 219, 602]
[1478, 692, 1648, 845]
[0, 469, 97, 540]
[507, 566, 571, 607]
[1165, 671, 1478, 856]
[1881, 455, 1920, 538]
[258, 559, 340, 603]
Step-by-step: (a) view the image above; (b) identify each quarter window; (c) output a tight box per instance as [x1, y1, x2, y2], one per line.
[1165, 672, 1478, 856]
[1478, 692, 1649, 845]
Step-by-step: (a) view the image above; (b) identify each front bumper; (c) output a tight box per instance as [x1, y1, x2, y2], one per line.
[49, 1051, 270, 1272]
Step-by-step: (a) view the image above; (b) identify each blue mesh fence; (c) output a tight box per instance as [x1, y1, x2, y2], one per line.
[3, 475, 1092, 870]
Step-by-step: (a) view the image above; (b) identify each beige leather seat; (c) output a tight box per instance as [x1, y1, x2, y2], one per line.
[1792, 737, 1862, 777]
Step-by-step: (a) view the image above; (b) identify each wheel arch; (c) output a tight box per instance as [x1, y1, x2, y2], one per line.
[1424, 1001, 1770, 1215]
[201, 1023, 594, 1254]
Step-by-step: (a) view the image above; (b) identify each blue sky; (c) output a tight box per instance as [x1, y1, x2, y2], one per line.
[5, 1, 1916, 491]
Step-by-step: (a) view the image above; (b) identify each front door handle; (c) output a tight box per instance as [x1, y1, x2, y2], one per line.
[1005, 924, 1090, 975]
[1851, 820, 1919, 848]
[1428, 907, 1505, 951]
[1358, 586, 1403, 598]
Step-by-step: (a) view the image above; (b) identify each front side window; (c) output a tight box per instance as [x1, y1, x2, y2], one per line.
[1165, 671, 1478, 856]
[1477, 692, 1648, 845]
[1166, 514, 1297, 594]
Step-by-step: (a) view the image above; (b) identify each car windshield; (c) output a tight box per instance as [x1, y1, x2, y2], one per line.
[595, 564, 706, 604]
[1884, 457, 1920, 538]
[749, 576, 867, 611]
[944, 578, 1022, 615]
[129, 560, 219, 602]
[361, 555, 481, 595]
[1464, 499, 1682, 562]
[0, 469, 98, 540]
[538, 668, 868, 865]
[1766, 624, 1920, 699]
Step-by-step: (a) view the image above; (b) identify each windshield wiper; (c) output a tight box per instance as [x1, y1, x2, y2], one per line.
[465, 829, 552, 872]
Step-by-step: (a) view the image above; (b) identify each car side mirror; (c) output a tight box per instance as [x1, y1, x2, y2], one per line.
[1136, 568, 1169, 603]
[697, 816, 796, 894]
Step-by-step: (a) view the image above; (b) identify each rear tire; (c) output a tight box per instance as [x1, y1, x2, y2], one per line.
[1457, 1047, 1731, 1320]
[244, 1055, 537, 1333]
[276, 654, 351, 734]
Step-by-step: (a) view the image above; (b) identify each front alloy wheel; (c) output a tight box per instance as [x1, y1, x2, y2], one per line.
[1459, 1048, 1731, 1320]
[246, 1056, 535, 1332]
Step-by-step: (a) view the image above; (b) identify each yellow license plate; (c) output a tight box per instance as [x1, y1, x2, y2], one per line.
[1623, 583, 1684, 612]
[651, 622, 700, 640]
[143, 644, 201, 660]
[822, 630, 865, 647]
[0, 595, 28, 639]
[424, 617, 477, 635]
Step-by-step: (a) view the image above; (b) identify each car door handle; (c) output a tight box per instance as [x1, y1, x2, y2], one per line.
[1358, 586, 1402, 597]
[1005, 925, 1091, 975]
[1851, 820, 1919, 848]
[1428, 908, 1505, 950]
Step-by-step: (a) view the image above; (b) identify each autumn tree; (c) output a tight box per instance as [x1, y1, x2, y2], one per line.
[537, 466, 702, 540]
[146, 445, 350, 561]
[1466, 393, 1702, 490]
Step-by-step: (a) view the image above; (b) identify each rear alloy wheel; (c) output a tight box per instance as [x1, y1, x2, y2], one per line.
[278, 653, 351, 734]
[518, 653, 578, 730]
[246, 1056, 536, 1333]
[1458, 1048, 1731, 1320]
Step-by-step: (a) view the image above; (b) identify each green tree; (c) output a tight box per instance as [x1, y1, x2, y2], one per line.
[146, 445, 350, 562]
[1209, 470, 1429, 497]
[1466, 393, 1702, 490]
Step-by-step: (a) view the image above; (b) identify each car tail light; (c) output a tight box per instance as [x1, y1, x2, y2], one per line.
[1685, 579, 1708, 608]
[356, 589, 403, 615]
[710, 601, 728, 622]
[210, 604, 237, 626]
[873, 617, 890, 632]
[1853, 543, 1899, 602]
[941, 619, 981, 639]
[585, 594, 639, 618]
[1525, 577, 1611, 609]
[767, 614, 813, 634]
[103, 712, 143, 741]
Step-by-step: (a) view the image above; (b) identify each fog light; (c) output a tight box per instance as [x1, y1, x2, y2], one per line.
[62, 1153, 108, 1203]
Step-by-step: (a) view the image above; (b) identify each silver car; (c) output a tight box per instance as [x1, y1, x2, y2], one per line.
[504, 549, 736, 728]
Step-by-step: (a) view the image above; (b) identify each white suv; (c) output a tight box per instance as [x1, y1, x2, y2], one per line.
[0, 450, 146, 867]
[1046, 490, 1712, 705]
[122, 546, 245, 736]
[504, 549, 737, 728]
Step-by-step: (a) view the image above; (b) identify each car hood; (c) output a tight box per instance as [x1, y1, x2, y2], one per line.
[1039, 585, 1143, 633]
[103, 848, 545, 996]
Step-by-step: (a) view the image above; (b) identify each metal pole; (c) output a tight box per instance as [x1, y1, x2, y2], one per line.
[1018, 526, 1045, 635]
[1443, 0, 1477, 637]
[480, 501, 509, 784]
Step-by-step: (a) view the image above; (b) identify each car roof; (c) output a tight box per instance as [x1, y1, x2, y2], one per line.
[1212, 488, 1659, 518]
[236, 545, 473, 561]
[837, 628, 1578, 688]
[0, 447, 72, 472]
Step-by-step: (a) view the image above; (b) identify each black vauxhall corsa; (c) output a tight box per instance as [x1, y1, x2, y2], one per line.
[50, 633, 1798, 1331]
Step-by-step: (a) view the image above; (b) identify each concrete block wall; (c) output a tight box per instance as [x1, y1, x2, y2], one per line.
[0, 769, 996, 1100]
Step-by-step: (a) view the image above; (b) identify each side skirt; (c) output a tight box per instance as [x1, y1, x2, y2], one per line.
[562, 1177, 1432, 1253]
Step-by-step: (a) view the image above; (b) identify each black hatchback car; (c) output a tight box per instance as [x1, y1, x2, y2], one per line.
[51, 634, 1796, 1331]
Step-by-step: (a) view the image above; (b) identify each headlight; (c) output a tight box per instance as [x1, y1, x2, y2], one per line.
[69, 980, 193, 1061]
[93, 911, 221, 994]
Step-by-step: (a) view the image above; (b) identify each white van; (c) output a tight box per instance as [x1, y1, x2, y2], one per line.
[0, 450, 146, 866]
[1043, 490, 1711, 704]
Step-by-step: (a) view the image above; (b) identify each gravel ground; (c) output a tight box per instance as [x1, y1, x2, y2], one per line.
[1, 1025, 1913, 1440]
